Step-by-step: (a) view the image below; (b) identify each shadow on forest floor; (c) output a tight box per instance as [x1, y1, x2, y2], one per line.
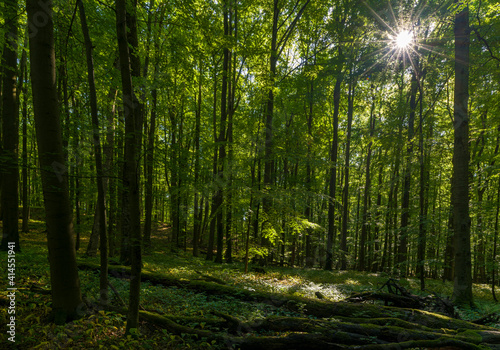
[1, 220, 499, 349]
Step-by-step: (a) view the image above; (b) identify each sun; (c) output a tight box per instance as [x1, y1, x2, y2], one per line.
[395, 30, 413, 49]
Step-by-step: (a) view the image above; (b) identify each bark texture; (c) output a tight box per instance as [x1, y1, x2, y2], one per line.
[27, 0, 82, 323]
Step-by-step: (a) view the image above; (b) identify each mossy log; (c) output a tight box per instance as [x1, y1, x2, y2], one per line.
[78, 261, 500, 348]
[345, 279, 457, 317]
[226, 334, 488, 350]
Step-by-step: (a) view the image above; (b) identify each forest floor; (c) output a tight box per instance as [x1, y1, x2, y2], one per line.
[1, 220, 500, 349]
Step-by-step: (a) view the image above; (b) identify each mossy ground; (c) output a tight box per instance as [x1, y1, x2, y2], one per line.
[1, 220, 499, 349]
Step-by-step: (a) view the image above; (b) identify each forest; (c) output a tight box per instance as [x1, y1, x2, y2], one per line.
[1, 0, 500, 348]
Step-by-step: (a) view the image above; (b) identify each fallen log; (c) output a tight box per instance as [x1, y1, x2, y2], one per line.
[344, 278, 457, 317]
[77, 260, 500, 348]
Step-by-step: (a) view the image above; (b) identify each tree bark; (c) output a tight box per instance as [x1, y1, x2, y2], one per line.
[193, 60, 203, 257]
[398, 69, 418, 277]
[339, 77, 356, 270]
[0, 0, 20, 252]
[27, 0, 82, 323]
[359, 96, 376, 271]
[77, 0, 108, 307]
[20, 41, 29, 234]
[116, 0, 143, 333]
[324, 69, 342, 270]
[214, 0, 230, 264]
[143, 0, 157, 251]
[418, 78, 427, 290]
[452, 1, 472, 306]
[206, 56, 219, 261]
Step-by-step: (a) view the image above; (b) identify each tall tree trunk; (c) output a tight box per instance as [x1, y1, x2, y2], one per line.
[452, 1, 472, 306]
[398, 69, 417, 277]
[27, 0, 82, 323]
[106, 88, 117, 256]
[305, 77, 314, 268]
[21, 42, 29, 234]
[418, 81, 427, 290]
[214, 1, 230, 264]
[225, 2, 237, 264]
[492, 175, 500, 302]
[78, 0, 108, 307]
[324, 70, 342, 270]
[193, 61, 203, 257]
[262, 0, 279, 259]
[116, 0, 143, 333]
[358, 97, 376, 271]
[1, 0, 20, 252]
[142, 0, 157, 251]
[74, 127, 82, 251]
[339, 77, 355, 271]
[206, 57, 219, 261]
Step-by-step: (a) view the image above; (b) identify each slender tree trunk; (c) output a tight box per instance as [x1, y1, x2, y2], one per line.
[225, 2, 237, 264]
[206, 58, 219, 261]
[143, 0, 157, 251]
[143, 77, 157, 250]
[372, 152, 385, 272]
[261, 0, 282, 264]
[398, 70, 418, 277]
[193, 61, 203, 257]
[106, 88, 117, 256]
[1, 0, 20, 252]
[27, 0, 82, 323]
[215, 1, 230, 264]
[418, 82, 427, 291]
[21, 44, 30, 234]
[325, 70, 342, 270]
[492, 176, 500, 302]
[305, 77, 314, 268]
[359, 98, 376, 271]
[452, 1, 472, 306]
[74, 129, 82, 251]
[116, 0, 143, 333]
[78, 0, 108, 307]
[339, 78, 355, 270]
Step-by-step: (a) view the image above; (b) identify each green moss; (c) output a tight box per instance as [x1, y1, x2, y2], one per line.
[455, 329, 483, 344]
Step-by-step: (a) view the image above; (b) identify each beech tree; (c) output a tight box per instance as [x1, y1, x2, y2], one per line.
[27, 0, 82, 323]
[0, 0, 20, 252]
[452, 1, 473, 306]
[116, 0, 143, 333]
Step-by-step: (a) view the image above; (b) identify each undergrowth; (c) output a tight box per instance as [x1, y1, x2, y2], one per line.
[1, 220, 499, 349]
